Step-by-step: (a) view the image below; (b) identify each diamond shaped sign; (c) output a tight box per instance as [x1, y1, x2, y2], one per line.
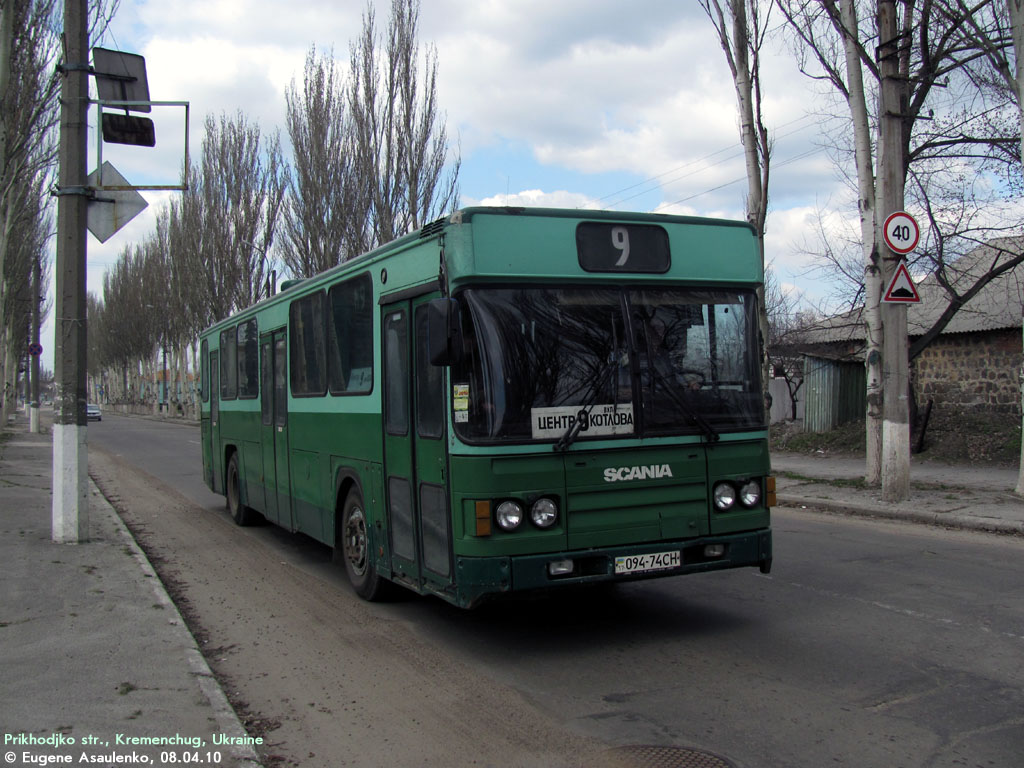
[86, 162, 148, 243]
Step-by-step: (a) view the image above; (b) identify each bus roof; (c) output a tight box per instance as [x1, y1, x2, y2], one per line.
[202, 207, 761, 337]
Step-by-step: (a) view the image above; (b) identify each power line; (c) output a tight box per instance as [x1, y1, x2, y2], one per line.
[651, 146, 823, 212]
[598, 114, 818, 209]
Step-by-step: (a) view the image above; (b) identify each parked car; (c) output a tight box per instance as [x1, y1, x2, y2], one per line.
[86, 404, 102, 421]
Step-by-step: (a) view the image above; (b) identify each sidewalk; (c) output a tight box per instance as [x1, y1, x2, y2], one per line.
[772, 449, 1024, 535]
[0, 412, 261, 768]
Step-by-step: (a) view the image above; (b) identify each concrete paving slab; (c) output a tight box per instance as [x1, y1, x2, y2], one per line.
[0, 416, 260, 768]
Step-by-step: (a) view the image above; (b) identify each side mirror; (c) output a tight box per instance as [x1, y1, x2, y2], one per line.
[427, 297, 463, 366]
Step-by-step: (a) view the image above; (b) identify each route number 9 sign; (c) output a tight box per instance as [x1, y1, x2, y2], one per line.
[576, 222, 670, 273]
[883, 211, 920, 255]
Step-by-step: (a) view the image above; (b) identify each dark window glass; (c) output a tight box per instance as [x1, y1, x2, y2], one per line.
[210, 352, 220, 422]
[219, 328, 237, 400]
[200, 339, 209, 403]
[260, 341, 272, 426]
[274, 336, 287, 427]
[450, 286, 763, 443]
[384, 311, 409, 436]
[629, 288, 763, 435]
[415, 305, 443, 439]
[289, 292, 327, 396]
[237, 319, 259, 399]
[328, 273, 374, 394]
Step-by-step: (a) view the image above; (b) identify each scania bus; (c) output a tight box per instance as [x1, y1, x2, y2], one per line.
[199, 207, 774, 608]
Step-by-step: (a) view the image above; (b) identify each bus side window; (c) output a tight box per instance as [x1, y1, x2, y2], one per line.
[328, 273, 373, 394]
[219, 328, 237, 400]
[384, 312, 409, 435]
[200, 339, 209, 403]
[415, 305, 443, 439]
[289, 292, 327, 396]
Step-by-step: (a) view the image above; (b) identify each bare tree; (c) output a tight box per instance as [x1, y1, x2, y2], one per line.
[0, 0, 58, 420]
[193, 111, 287, 318]
[0, 0, 119, 418]
[701, 0, 773, 409]
[282, 46, 367, 278]
[348, 0, 459, 250]
[776, 0, 1019, 486]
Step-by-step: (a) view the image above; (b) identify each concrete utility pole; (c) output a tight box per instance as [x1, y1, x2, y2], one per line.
[877, 0, 910, 502]
[52, 0, 89, 542]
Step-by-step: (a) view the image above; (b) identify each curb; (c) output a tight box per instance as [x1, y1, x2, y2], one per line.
[777, 493, 1024, 536]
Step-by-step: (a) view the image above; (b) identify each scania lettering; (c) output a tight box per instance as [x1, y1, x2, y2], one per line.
[199, 207, 774, 608]
[603, 464, 674, 483]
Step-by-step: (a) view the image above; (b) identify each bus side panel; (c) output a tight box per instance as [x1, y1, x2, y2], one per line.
[241, 437, 262, 512]
[288, 410, 383, 546]
[200, 414, 213, 490]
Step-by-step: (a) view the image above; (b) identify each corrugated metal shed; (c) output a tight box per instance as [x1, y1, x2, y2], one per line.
[803, 356, 866, 432]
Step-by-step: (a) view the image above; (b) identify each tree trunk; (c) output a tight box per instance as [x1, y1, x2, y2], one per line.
[836, 0, 884, 484]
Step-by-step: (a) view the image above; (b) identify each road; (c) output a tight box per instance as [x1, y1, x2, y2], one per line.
[87, 412, 1024, 768]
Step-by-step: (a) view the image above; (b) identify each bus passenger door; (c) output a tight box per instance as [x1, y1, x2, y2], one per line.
[259, 335, 279, 523]
[382, 298, 453, 594]
[209, 350, 222, 494]
[271, 331, 292, 529]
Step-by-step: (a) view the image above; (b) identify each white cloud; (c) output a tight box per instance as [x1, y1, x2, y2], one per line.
[468, 188, 603, 210]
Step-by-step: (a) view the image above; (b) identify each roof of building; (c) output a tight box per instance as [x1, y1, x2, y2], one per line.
[801, 237, 1024, 344]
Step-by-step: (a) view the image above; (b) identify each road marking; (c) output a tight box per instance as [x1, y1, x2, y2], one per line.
[782, 579, 1024, 643]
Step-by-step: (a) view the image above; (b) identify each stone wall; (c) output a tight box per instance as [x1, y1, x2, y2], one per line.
[913, 328, 1021, 414]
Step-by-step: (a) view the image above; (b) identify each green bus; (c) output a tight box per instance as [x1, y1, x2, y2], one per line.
[199, 207, 774, 608]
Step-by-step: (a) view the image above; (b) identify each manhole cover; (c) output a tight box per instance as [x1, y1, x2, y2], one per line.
[590, 745, 737, 768]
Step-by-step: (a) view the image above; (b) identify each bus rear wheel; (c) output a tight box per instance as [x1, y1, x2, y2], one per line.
[339, 490, 386, 601]
[226, 453, 257, 526]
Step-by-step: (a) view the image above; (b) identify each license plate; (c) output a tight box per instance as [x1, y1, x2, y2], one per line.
[614, 550, 681, 575]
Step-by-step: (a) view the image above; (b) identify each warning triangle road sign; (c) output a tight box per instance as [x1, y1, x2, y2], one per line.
[883, 262, 921, 303]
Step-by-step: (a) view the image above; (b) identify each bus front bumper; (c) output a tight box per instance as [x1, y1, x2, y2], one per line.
[453, 529, 772, 608]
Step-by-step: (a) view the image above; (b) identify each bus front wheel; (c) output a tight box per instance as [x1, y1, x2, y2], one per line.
[226, 453, 257, 526]
[339, 490, 385, 601]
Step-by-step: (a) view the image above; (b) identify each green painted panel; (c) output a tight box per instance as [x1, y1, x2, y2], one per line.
[707, 438, 771, 535]
[448, 209, 760, 285]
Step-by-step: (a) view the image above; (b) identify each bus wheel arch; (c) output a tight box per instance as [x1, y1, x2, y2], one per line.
[225, 449, 258, 526]
[336, 484, 388, 601]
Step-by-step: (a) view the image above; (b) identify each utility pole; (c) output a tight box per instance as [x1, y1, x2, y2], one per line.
[877, 0, 910, 502]
[52, 0, 89, 542]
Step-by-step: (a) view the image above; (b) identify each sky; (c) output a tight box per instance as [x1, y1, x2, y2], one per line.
[49, 0, 860, 371]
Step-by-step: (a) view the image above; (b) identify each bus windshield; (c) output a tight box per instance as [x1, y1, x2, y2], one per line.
[451, 285, 764, 444]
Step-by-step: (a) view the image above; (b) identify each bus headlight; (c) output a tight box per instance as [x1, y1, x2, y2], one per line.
[530, 498, 558, 529]
[495, 500, 524, 531]
[713, 482, 736, 511]
[739, 479, 761, 508]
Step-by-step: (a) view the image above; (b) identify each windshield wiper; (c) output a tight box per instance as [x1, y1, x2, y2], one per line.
[650, 369, 720, 442]
[553, 356, 620, 452]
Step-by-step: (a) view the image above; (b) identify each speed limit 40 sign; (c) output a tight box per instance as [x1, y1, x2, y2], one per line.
[883, 211, 919, 255]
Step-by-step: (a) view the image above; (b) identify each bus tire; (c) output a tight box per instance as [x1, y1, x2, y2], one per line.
[226, 452, 257, 526]
[339, 490, 385, 601]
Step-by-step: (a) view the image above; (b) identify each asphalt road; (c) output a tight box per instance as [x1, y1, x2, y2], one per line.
[87, 413, 1024, 768]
